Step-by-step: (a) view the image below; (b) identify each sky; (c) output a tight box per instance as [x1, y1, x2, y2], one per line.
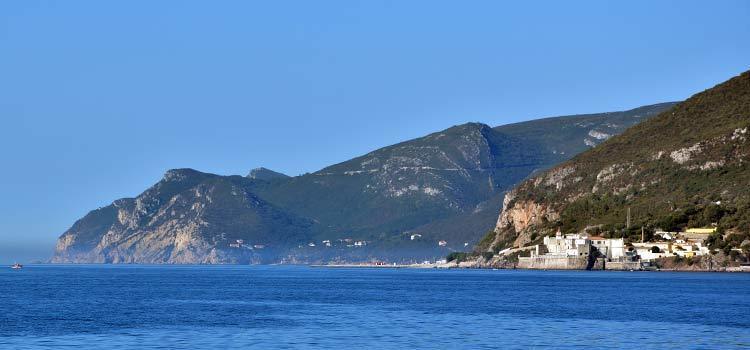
[0, 0, 748, 263]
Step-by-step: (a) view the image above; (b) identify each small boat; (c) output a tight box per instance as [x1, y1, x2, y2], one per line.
[11, 263, 22, 269]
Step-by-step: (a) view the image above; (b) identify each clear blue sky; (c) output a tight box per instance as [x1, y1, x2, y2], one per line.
[1, 0, 748, 263]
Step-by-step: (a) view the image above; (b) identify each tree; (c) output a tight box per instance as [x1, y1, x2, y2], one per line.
[651, 246, 661, 253]
[741, 243, 750, 258]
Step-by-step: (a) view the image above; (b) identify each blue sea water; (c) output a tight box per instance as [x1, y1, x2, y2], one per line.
[1, 265, 749, 349]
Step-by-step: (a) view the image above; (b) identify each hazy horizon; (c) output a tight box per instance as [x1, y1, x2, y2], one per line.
[1, 0, 749, 263]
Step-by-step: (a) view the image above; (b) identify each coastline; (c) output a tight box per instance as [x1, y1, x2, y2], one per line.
[309, 263, 442, 269]
[20, 261, 750, 273]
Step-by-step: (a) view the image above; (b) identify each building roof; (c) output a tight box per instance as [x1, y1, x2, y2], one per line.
[686, 228, 717, 234]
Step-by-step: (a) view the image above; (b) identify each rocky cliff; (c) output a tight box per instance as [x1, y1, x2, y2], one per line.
[52, 169, 312, 263]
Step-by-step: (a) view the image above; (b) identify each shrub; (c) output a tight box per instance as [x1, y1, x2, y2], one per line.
[729, 250, 740, 261]
[446, 252, 470, 263]
[475, 230, 496, 252]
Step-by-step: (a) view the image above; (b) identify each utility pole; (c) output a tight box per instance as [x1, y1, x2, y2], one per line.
[627, 207, 631, 229]
[641, 226, 644, 243]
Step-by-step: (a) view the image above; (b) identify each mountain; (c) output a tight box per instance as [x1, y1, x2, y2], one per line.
[482, 70, 750, 258]
[494, 102, 677, 164]
[52, 169, 313, 263]
[52, 102, 676, 264]
[247, 167, 289, 181]
[248, 123, 547, 251]
[249, 103, 675, 255]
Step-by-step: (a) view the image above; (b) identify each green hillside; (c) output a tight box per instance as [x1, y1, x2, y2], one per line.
[484, 70, 750, 261]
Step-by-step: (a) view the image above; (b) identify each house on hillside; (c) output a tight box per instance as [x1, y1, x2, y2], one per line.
[631, 242, 670, 260]
[229, 239, 244, 248]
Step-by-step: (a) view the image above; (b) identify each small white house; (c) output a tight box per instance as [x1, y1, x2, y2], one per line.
[631, 243, 670, 261]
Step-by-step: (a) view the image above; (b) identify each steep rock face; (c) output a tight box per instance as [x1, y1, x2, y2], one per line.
[491, 190, 560, 249]
[52, 169, 313, 263]
[484, 70, 750, 253]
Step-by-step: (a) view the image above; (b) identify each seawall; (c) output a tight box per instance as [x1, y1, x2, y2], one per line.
[517, 256, 589, 270]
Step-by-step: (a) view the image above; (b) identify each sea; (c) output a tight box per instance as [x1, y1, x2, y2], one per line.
[1, 265, 749, 349]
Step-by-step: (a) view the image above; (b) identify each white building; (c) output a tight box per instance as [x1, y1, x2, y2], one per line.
[631, 242, 670, 261]
[528, 232, 627, 261]
[530, 232, 590, 258]
[229, 239, 244, 248]
[631, 240, 709, 260]
[589, 237, 626, 259]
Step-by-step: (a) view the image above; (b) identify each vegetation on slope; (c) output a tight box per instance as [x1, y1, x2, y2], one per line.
[485, 70, 750, 263]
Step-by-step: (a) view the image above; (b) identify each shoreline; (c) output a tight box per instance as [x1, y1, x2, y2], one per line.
[309, 263, 438, 269]
[309, 262, 750, 273]
[15, 262, 750, 272]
